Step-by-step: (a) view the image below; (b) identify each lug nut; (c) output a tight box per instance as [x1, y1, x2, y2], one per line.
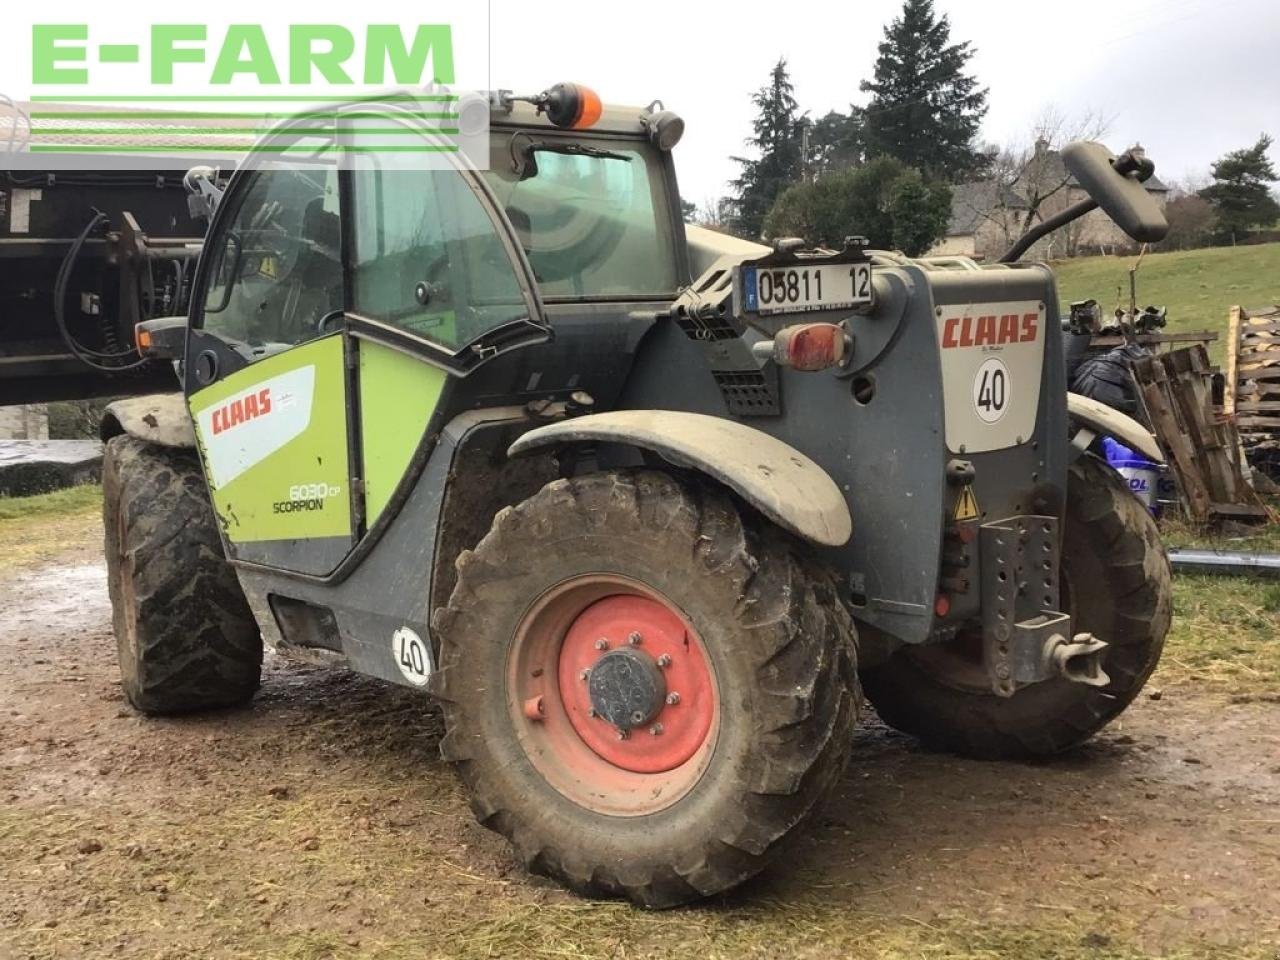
[627, 631, 642, 646]
[579, 669, 589, 681]
[594, 638, 608, 651]
[617, 729, 630, 741]
[649, 723, 664, 736]
[656, 654, 672, 668]
[666, 692, 680, 705]
[586, 708, 597, 718]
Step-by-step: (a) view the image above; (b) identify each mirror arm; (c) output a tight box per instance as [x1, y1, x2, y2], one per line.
[999, 197, 1098, 263]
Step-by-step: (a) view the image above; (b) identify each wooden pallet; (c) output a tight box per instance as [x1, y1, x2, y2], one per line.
[1225, 305, 1280, 436]
[1131, 344, 1268, 524]
[1088, 331, 1218, 350]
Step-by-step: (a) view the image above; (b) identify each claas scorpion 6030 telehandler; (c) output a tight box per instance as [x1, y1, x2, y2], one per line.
[64, 82, 1171, 907]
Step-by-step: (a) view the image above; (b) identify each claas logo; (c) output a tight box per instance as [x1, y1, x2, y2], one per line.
[942, 312, 1038, 349]
[211, 388, 272, 435]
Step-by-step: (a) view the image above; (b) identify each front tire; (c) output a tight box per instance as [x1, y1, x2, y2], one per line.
[103, 436, 262, 715]
[433, 470, 859, 907]
[861, 456, 1171, 759]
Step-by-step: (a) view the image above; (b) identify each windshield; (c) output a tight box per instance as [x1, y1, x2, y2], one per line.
[484, 138, 678, 300]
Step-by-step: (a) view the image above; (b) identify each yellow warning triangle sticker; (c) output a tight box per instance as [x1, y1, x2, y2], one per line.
[953, 486, 980, 522]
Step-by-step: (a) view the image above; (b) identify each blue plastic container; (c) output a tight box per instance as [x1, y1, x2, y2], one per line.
[1101, 436, 1159, 514]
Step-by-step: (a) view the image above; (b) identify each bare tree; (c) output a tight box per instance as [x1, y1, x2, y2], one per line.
[958, 107, 1112, 255]
[693, 196, 734, 231]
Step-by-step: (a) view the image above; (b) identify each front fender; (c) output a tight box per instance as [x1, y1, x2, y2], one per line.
[507, 410, 852, 547]
[100, 394, 195, 449]
[1067, 392, 1163, 463]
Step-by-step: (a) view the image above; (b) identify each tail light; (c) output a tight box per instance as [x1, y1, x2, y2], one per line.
[756, 323, 851, 372]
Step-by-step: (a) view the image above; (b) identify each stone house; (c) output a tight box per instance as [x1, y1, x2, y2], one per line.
[929, 142, 1169, 262]
[0, 405, 49, 440]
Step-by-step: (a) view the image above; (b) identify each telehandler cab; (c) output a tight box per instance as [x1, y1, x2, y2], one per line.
[98, 83, 1171, 907]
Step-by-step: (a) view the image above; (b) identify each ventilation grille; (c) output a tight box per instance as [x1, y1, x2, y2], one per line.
[713, 367, 781, 417]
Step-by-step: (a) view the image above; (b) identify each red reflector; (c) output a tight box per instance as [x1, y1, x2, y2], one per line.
[775, 323, 846, 372]
[934, 594, 951, 618]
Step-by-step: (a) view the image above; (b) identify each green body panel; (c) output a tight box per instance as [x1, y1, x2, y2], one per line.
[189, 335, 352, 544]
[357, 341, 446, 525]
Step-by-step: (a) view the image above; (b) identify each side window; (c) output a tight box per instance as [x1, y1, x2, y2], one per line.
[202, 164, 343, 357]
[349, 162, 531, 352]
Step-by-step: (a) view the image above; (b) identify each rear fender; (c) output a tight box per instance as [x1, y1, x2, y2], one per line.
[507, 410, 852, 548]
[1066, 392, 1163, 464]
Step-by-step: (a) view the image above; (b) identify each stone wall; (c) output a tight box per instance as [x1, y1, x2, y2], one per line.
[0, 405, 50, 440]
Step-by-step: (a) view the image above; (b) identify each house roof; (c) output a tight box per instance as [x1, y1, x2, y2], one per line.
[947, 181, 1027, 236]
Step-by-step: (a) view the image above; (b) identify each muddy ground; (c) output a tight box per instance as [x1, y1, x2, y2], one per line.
[2, 511, 1278, 959]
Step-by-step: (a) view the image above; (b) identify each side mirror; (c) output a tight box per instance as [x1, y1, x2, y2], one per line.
[1062, 141, 1168, 244]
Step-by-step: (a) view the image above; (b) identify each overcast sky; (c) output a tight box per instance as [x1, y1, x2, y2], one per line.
[3, 0, 1274, 192]
[490, 0, 1280, 205]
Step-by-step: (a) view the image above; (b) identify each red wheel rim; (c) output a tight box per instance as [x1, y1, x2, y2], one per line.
[507, 575, 719, 816]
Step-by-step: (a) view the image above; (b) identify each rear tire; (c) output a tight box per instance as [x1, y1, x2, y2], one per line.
[861, 456, 1171, 759]
[103, 436, 261, 715]
[433, 470, 859, 907]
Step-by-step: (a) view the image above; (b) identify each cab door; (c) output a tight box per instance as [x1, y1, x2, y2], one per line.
[184, 122, 547, 577]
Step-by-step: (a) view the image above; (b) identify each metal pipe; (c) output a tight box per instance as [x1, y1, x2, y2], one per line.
[999, 198, 1098, 263]
[1168, 548, 1280, 578]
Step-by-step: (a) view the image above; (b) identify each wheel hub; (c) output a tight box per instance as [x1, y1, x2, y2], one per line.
[555, 593, 715, 774]
[586, 648, 667, 730]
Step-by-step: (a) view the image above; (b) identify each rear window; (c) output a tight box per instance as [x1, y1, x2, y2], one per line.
[484, 138, 678, 299]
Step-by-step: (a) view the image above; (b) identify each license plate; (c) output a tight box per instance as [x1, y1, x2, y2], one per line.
[742, 263, 872, 315]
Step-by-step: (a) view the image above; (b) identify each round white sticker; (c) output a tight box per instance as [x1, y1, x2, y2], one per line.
[392, 627, 432, 686]
[973, 357, 1011, 424]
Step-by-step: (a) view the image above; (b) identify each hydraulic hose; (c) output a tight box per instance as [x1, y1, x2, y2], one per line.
[53, 210, 151, 372]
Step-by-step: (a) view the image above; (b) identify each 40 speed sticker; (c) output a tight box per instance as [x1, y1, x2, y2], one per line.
[935, 299, 1044, 453]
[973, 357, 1011, 424]
[393, 627, 433, 686]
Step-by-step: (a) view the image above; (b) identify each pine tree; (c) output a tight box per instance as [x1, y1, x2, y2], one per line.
[1199, 134, 1280, 244]
[808, 108, 868, 179]
[861, 0, 988, 182]
[731, 58, 805, 238]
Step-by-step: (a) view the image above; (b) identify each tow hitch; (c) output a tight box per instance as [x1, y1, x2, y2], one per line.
[1046, 634, 1110, 687]
[978, 516, 1110, 696]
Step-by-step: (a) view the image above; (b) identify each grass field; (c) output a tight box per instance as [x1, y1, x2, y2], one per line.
[0, 483, 102, 572]
[1051, 242, 1280, 363]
